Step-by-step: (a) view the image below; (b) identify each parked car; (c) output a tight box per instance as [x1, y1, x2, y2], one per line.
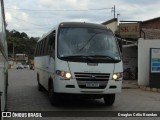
[16, 63, 24, 69]
[23, 64, 30, 68]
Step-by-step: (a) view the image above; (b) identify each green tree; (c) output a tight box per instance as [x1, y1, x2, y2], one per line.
[6, 29, 38, 59]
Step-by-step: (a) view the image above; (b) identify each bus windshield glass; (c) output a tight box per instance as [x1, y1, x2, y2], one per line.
[58, 27, 121, 63]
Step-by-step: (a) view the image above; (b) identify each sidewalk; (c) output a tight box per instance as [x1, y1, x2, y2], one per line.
[122, 80, 139, 89]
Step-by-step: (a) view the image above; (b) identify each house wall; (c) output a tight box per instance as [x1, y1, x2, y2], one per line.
[102, 18, 118, 33]
[138, 39, 160, 86]
[103, 21, 118, 33]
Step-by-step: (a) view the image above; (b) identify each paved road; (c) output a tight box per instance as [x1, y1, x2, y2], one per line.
[4, 69, 160, 120]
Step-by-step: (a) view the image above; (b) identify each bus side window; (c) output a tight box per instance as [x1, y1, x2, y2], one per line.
[36, 44, 39, 56]
[44, 37, 49, 55]
[42, 38, 46, 56]
[48, 31, 56, 58]
[39, 41, 43, 56]
[37, 41, 40, 56]
[35, 44, 38, 56]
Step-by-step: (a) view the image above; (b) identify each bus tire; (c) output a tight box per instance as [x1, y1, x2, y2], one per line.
[37, 74, 43, 91]
[49, 87, 59, 106]
[5, 71, 8, 111]
[0, 96, 1, 116]
[104, 94, 115, 106]
[38, 83, 44, 91]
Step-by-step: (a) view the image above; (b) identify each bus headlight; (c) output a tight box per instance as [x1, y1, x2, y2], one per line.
[65, 72, 71, 79]
[56, 70, 72, 80]
[112, 72, 123, 80]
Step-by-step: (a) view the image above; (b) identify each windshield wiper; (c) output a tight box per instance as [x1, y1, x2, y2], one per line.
[60, 55, 95, 62]
[88, 55, 119, 62]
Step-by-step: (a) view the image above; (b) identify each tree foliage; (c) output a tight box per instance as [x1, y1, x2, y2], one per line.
[6, 29, 39, 59]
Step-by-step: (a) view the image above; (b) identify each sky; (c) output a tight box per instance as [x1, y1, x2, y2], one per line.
[4, 0, 160, 37]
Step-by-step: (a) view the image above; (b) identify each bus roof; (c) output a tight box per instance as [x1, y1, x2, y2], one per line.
[59, 22, 107, 29]
[38, 22, 108, 42]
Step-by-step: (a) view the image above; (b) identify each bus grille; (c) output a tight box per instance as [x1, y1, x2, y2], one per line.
[74, 72, 110, 89]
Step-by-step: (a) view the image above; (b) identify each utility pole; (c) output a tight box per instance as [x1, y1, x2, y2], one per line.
[117, 13, 120, 23]
[13, 42, 14, 59]
[112, 5, 116, 18]
[12, 41, 15, 66]
[114, 5, 115, 18]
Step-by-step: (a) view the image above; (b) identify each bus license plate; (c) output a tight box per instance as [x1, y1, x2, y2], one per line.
[86, 82, 99, 87]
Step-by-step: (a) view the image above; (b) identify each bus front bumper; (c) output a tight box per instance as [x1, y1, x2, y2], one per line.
[53, 79, 122, 94]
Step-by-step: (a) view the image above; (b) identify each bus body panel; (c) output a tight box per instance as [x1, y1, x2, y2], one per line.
[53, 79, 122, 94]
[0, 61, 7, 112]
[35, 56, 51, 89]
[53, 59, 122, 94]
[0, 0, 8, 114]
[68, 62, 115, 75]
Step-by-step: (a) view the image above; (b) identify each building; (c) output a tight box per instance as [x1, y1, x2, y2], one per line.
[141, 17, 160, 39]
[15, 54, 28, 64]
[102, 18, 118, 33]
[102, 18, 138, 80]
[102, 17, 160, 87]
[138, 17, 160, 86]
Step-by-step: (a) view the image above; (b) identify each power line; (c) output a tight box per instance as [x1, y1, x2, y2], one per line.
[5, 7, 112, 12]
[11, 17, 51, 29]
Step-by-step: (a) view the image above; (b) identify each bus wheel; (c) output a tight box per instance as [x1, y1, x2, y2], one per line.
[0, 95, 1, 114]
[37, 74, 43, 91]
[49, 87, 59, 106]
[103, 94, 115, 106]
[38, 83, 44, 91]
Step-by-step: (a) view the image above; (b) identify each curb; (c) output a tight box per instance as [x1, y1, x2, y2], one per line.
[122, 85, 139, 89]
[122, 81, 139, 89]
[139, 86, 160, 93]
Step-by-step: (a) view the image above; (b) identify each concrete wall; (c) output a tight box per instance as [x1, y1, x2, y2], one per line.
[102, 18, 118, 33]
[103, 21, 118, 33]
[138, 39, 160, 86]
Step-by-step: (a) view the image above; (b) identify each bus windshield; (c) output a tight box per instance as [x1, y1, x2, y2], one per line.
[58, 27, 121, 63]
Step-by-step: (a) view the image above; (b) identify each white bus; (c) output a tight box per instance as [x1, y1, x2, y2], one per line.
[0, 0, 8, 115]
[34, 22, 123, 106]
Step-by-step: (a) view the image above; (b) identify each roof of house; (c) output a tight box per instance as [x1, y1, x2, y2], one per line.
[142, 17, 160, 23]
[102, 18, 117, 25]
